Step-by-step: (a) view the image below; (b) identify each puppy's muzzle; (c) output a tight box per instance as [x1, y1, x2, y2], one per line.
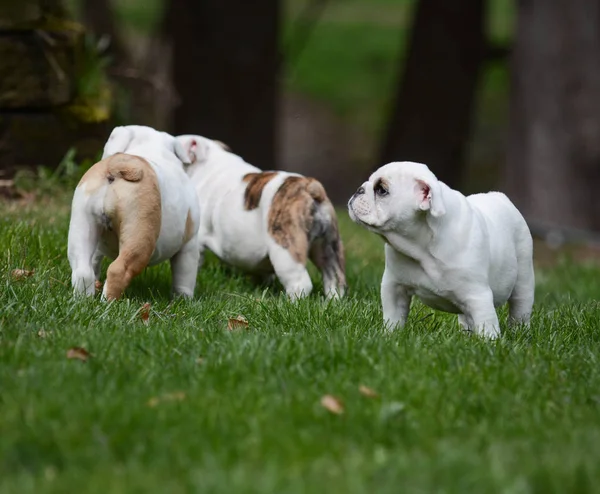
[348, 186, 365, 207]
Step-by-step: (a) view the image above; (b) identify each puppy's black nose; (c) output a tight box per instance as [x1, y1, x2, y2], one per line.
[356, 186, 365, 195]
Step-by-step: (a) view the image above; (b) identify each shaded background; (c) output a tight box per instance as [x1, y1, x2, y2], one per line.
[2, 0, 600, 240]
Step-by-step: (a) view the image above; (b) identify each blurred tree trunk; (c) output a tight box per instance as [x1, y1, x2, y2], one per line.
[163, 0, 280, 169]
[378, 0, 486, 189]
[506, 0, 600, 231]
[81, 0, 128, 64]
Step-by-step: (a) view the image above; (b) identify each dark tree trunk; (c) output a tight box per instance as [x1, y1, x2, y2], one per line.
[163, 0, 280, 169]
[378, 0, 486, 189]
[505, 0, 600, 231]
[81, 0, 128, 64]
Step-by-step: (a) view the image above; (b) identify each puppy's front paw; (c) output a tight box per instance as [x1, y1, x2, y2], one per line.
[382, 319, 404, 332]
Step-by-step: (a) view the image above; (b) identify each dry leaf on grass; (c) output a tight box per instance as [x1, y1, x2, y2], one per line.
[359, 385, 379, 398]
[37, 329, 48, 338]
[139, 303, 151, 324]
[66, 347, 91, 362]
[227, 315, 249, 330]
[147, 391, 186, 407]
[95, 280, 103, 293]
[321, 395, 344, 415]
[11, 269, 34, 281]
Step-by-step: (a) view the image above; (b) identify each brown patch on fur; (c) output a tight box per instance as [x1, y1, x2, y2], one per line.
[78, 153, 145, 196]
[81, 153, 162, 300]
[268, 175, 346, 297]
[242, 172, 278, 210]
[268, 176, 326, 264]
[305, 178, 326, 203]
[183, 209, 195, 244]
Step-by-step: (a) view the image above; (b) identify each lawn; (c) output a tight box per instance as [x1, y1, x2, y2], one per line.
[2, 186, 600, 493]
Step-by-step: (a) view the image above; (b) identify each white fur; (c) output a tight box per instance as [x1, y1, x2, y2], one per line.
[348, 161, 534, 338]
[68, 125, 200, 298]
[175, 134, 344, 299]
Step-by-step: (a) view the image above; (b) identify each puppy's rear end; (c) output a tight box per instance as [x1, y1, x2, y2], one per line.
[268, 176, 346, 298]
[68, 154, 161, 299]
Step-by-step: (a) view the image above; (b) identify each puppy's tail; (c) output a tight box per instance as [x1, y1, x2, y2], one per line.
[106, 154, 145, 182]
[306, 178, 327, 203]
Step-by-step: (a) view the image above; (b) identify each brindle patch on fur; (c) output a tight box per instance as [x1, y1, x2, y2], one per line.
[242, 172, 278, 210]
[268, 176, 328, 263]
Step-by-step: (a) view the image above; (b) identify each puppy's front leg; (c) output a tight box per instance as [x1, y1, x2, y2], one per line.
[462, 289, 500, 339]
[381, 271, 411, 331]
[170, 235, 200, 298]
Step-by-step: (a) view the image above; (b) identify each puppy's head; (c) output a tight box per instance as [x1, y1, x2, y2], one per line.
[103, 125, 191, 166]
[175, 134, 231, 166]
[348, 161, 446, 232]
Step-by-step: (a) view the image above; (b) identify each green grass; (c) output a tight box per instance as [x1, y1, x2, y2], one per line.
[3, 190, 600, 492]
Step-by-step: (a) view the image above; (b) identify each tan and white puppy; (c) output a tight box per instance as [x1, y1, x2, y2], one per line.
[348, 161, 534, 338]
[175, 134, 346, 299]
[68, 125, 201, 300]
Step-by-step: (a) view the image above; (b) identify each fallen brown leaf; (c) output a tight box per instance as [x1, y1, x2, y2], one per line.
[147, 391, 186, 407]
[359, 385, 379, 398]
[140, 303, 151, 324]
[227, 315, 249, 330]
[11, 269, 34, 281]
[321, 394, 344, 415]
[67, 347, 91, 362]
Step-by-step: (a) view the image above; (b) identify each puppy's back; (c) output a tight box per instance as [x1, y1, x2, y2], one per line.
[468, 191, 531, 246]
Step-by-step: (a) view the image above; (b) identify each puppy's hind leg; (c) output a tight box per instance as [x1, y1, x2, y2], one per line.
[103, 236, 155, 301]
[268, 241, 313, 300]
[170, 235, 200, 298]
[68, 200, 100, 297]
[92, 250, 104, 281]
[102, 155, 161, 300]
[509, 237, 535, 327]
[309, 223, 346, 300]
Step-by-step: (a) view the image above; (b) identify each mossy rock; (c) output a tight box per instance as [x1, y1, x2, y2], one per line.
[0, 111, 110, 170]
[0, 22, 84, 109]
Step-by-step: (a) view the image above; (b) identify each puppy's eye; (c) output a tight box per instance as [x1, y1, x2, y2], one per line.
[374, 183, 388, 197]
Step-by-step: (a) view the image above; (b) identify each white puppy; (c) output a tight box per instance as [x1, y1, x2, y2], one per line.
[175, 134, 346, 299]
[348, 161, 534, 338]
[68, 125, 200, 300]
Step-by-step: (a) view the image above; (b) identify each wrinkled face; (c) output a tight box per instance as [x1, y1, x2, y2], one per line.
[347, 161, 445, 232]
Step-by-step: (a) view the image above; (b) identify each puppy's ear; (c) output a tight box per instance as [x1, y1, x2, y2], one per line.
[102, 127, 133, 159]
[178, 136, 210, 165]
[173, 139, 192, 165]
[415, 178, 446, 217]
